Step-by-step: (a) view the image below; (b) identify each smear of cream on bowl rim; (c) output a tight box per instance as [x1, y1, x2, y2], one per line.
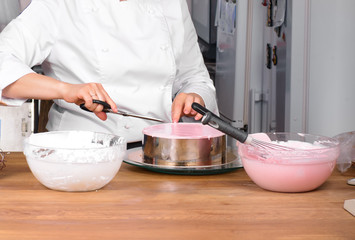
[251, 132, 327, 149]
[143, 123, 224, 139]
[27, 131, 111, 149]
[245, 133, 332, 165]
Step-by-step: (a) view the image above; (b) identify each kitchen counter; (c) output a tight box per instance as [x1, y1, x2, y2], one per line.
[0, 152, 354, 240]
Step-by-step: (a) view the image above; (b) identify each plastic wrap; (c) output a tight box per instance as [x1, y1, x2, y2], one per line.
[334, 131, 355, 173]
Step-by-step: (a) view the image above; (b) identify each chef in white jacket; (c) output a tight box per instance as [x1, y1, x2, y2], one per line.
[0, 0, 218, 145]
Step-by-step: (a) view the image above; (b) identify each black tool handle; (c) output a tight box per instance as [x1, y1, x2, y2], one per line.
[191, 102, 211, 116]
[192, 102, 248, 143]
[202, 112, 248, 143]
[80, 99, 111, 112]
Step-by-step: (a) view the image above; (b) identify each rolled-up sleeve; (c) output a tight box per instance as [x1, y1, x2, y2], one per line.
[0, 0, 61, 105]
[0, 52, 34, 105]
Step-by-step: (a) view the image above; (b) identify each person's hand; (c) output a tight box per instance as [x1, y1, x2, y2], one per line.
[62, 82, 117, 121]
[171, 92, 204, 123]
[2, 73, 116, 121]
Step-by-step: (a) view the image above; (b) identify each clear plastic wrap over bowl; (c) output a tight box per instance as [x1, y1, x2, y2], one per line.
[238, 132, 340, 192]
[23, 131, 127, 192]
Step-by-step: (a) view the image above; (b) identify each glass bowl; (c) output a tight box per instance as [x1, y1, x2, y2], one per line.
[23, 131, 126, 192]
[238, 132, 340, 192]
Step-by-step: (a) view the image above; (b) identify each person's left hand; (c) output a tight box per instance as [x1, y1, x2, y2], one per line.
[171, 92, 205, 123]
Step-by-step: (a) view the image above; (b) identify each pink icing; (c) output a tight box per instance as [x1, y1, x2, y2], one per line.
[238, 133, 340, 192]
[142, 123, 224, 139]
[242, 158, 336, 192]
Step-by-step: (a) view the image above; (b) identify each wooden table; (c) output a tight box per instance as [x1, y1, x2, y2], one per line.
[0, 152, 354, 240]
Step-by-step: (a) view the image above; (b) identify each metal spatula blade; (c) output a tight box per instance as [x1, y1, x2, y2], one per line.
[80, 99, 164, 123]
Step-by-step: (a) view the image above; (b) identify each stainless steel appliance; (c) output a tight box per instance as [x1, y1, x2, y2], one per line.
[214, 0, 355, 147]
[0, 0, 30, 31]
[0, 103, 32, 151]
[190, 0, 217, 60]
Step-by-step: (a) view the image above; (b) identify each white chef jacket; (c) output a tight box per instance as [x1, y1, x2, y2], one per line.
[0, 0, 218, 143]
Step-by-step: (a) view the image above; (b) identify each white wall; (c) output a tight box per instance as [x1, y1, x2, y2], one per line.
[288, 0, 355, 137]
[308, 0, 355, 137]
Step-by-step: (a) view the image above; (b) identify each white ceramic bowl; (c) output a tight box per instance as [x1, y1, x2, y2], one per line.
[23, 131, 126, 192]
[238, 132, 340, 192]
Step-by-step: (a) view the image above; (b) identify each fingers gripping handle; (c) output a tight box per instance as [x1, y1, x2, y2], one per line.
[80, 99, 111, 112]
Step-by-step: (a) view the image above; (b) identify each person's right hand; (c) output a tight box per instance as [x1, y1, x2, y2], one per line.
[171, 92, 205, 123]
[2, 73, 117, 121]
[61, 82, 117, 121]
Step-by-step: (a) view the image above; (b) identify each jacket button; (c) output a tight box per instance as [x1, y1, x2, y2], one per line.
[160, 45, 168, 51]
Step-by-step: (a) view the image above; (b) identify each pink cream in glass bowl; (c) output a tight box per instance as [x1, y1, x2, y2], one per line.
[237, 132, 340, 193]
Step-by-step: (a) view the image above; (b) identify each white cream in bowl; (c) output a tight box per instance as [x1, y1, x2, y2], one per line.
[23, 131, 126, 192]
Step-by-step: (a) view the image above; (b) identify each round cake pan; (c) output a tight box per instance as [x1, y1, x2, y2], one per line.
[142, 123, 226, 166]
